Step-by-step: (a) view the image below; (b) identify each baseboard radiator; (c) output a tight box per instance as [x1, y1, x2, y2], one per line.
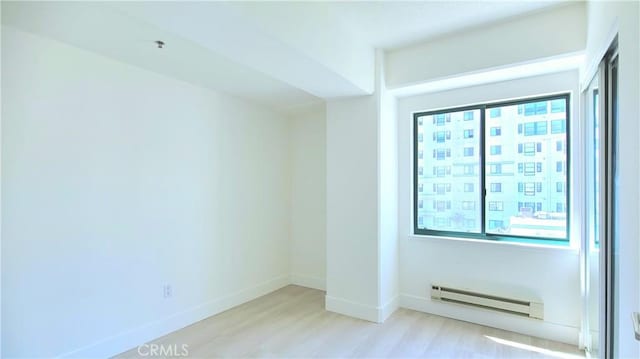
[431, 285, 544, 320]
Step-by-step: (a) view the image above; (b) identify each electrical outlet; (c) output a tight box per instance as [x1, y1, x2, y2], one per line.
[163, 284, 173, 299]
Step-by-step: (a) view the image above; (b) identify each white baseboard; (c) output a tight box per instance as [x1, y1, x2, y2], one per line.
[291, 274, 326, 291]
[326, 295, 380, 323]
[325, 295, 399, 324]
[58, 275, 290, 359]
[399, 293, 580, 346]
[379, 295, 399, 323]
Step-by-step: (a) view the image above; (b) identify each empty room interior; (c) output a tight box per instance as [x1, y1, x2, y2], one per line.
[2, 1, 640, 358]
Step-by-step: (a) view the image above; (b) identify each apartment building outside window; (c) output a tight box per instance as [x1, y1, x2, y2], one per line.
[413, 94, 569, 243]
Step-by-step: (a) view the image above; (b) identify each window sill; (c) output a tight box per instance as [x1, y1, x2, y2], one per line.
[408, 233, 580, 253]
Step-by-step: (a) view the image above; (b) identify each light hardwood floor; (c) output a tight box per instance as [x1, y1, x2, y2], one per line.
[116, 285, 585, 358]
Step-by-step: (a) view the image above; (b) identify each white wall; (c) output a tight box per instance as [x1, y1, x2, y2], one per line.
[386, 3, 586, 89]
[1, 26, 291, 358]
[325, 52, 400, 323]
[397, 71, 583, 345]
[289, 106, 327, 290]
[325, 95, 381, 320]
[377, 52, 399, 320]
[584, 1, 640, 357]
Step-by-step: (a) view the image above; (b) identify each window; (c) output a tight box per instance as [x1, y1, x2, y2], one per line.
[433, 148, 451, 160]
[524, 162, 535, 176]
[551, 99, 566, 113]
[551, 119, 566, 134]
[462, 201, 475, 210]
[523, 142, 535, 156]
[433, 183, 451, 194]
[524, 121, 547, 136]
[488, 201, 504, 211]
[463, 164, 475, 176]
[524, 101, 548, 116]
[463, 147, 474, 157]
[433, 166, 451, 177]
[414, 95, 569, 242]
[463, 129, 474, 138]
[524, 182, 535, 196]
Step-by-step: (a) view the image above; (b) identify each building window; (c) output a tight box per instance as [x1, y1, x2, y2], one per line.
[524, 101, 548, 116]
[523, 142, 535, 156]
[463, 165, 475, 176]
[488, 201, 504, 211]
[463, 147, 474, 157]
[524, 182, 535, 196]
[462, 201, 475, 210]
[463, 129, 474, 138]
[551, 99, 566, 113]
[524, 121, 548, 136]
[434, 183, 451, 195]
[551, 119, 566, 134]
[524, 162, 535, 176]
[414, 94, 569, 242]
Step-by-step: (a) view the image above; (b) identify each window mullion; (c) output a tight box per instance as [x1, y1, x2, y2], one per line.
[480, 105, 487, 236]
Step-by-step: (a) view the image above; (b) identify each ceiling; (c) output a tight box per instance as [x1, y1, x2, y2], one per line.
[1, 1, 569, 114]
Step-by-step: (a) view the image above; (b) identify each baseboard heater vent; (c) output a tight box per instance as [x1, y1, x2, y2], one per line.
[431, 285, 543, 320]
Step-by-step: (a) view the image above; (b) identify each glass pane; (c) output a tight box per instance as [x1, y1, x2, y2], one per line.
[485, 98, 568, 239]
[593, 89, 600, 248]
[416, 109, 481, 233]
